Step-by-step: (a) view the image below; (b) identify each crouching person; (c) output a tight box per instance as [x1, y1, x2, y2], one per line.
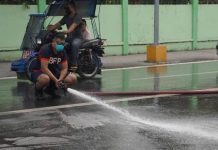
[30, 32, 77, 100]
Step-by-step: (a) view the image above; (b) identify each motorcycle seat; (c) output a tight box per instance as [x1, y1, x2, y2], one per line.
[80, 39, 101, 49]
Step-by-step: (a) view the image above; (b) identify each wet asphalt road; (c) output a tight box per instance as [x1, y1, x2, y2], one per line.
[1, 61, 218, 149]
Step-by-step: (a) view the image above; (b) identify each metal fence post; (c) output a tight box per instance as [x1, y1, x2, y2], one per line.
[154, 0, 159, 45]
[192, 0, 199, 49]
[122, 0, 129, 55]
[37, 0, 46, 13]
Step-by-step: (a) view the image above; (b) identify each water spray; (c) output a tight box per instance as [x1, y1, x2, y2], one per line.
[87, 89, 218, 96]
[67, 88, 218, 140]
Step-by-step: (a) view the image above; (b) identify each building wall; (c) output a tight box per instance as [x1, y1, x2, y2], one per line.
[0, 4, 218, 60]
[198, 5, 218, 49]
[0, 5, 37, 49]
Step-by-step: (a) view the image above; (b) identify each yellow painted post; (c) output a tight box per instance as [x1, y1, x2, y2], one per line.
[147, 45, 167, 62]
[147, 0, 167, 63]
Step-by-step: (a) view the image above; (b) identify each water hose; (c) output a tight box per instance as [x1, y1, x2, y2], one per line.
[86, 88, 218, 96]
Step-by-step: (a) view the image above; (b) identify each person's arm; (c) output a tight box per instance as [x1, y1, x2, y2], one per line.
[63, 14, 82, 34]
[40, 59, 58, 83]
[47, 16, 66, 31]
[63, 23, 78, 34]
[59, 60, 68, 81]
[47, 22, 61, 31]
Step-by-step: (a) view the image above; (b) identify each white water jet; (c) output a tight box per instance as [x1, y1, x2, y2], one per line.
[67, 88, 218, 141]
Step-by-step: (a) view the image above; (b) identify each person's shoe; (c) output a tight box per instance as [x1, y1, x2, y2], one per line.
[44, 87, 61, 99]
[35, 87, 44, 100]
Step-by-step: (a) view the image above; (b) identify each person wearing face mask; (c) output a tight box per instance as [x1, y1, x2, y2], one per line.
[48, 1, 82, 72]
[29, 32, 77, 100]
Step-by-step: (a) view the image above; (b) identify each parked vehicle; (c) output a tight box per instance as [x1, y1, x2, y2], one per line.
[11, 0, 105, 79]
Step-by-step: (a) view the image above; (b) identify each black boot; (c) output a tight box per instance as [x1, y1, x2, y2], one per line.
[44, 86, 61, 99]
[35, 87, 44, 100]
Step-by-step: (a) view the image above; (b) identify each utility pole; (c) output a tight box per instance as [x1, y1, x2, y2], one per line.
[122, 0, 129, 55]
[147, 0, 167, 63]
[37, 0, 46, 13]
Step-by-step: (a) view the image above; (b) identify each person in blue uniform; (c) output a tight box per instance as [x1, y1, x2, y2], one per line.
[30, 32, 77, 100]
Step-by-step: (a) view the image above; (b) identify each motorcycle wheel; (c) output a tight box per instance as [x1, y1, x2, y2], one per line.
[77, 52, 100, 79]
[26, 56, 38, 80]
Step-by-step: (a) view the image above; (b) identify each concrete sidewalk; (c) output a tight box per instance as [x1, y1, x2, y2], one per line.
[102, 49, 218, 68]
[1, 49, 218, 78]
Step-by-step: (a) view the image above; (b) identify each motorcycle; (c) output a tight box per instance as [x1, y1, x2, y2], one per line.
[11, 0, 105, 79]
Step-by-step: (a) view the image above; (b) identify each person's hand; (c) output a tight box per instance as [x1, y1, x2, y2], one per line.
[55, 79, 61, 89]
[62, 30, 68, 34]
[56, 80, 66, 89]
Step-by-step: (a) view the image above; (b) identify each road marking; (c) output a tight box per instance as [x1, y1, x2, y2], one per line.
[102, 60, 218, 72]
[0, 94, 175, 116]
[0, 77, 16, 80]
[133, 70, 218, 81]
[1, 60, 218, 80]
